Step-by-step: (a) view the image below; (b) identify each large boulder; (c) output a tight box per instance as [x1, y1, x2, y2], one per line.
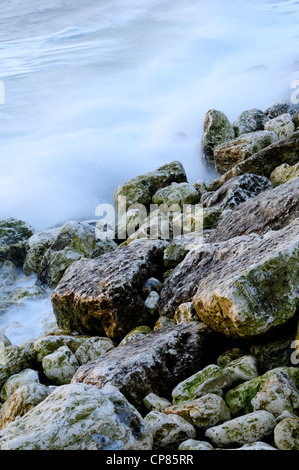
[0, 218, 34, 267]
[51, 239, 166, 339]
[207, 130, 299, 192]
[214, 131, 278, 175]
[72, 322, 216, 412]
[38, 221, 117, 287]
[204, 174, 272, 210]
[233, 108, 269, 137]
[201, 109, 235, 164]
[208, 178, 299, 243]
[160, 220, 299, 338]
[0, 384, 153, 450]
[113, 161, 187, 210]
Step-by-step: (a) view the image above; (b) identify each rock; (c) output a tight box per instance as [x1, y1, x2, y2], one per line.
[192, 180, 207, 199]
[225, 367, 299, 417]
[224, 356, 259, 385]
[236, 442, 277, 450]
[202, 207, 223, 229]
[174, 302, 198, 325]
[0, 218, 34, 267]
[0, 383, 153, 450]
[159, 220, 299, 337]
[72, 322, 215, 412]
[144, 411, 196, 450]
[0, 369, 40, 402]
[38, 221, 117, 287]
[217, 349, 245, 368]
[251, 370, 299, 417]
[118, 326, 152, 347]
[208, 178, 299, 243]
[6, 284, 48, 303]
[0, 346, 28, 388]
[201, 110, 235, 164]
[264, 100, 296, 119]
[33, 335, 88, 363]
[113, 161, 187, 210]
[172, 365, 233, 405]
[264, 113, 295, 140]
[142, 278, 163, 297]
[274, 417, 299, 450]
[164, 394, 231, 429]
[51, 239, 166, 339]
[270, 162, 299, 187]
[163, 241, 190, 270]
[205, 410, 276, 448]
[144, 292, 160, 316]
[204, 174, 272, 210]
[0, 383, 50, 430]
[214, 131, 278, 175]
[153, 316, 176, 331]
[292, 111, 299, 127]
[152, 182, 199, 207]
[23, 227, 60, 275]
[178, 439, 213, 450]
[194, 221, 299, 338]
[75, 337, 115, 365]
[276, 410, 298, 423]
[207, 131, 299, 192]
[42, 346, 79, 385]
[0, 334, 11, 348]
[233, 108, 269, 137]
[0, 261, 19, 288]
[143, 393, 172, 412]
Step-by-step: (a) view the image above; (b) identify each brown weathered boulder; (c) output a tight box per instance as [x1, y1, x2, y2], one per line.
[72, 322, 216, 411]
[208, 177, 299, 243]
[51, 239, 166, 339]
[208, 131, 299, 192]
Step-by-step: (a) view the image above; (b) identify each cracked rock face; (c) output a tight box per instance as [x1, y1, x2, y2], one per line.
[51, 239, 166, 339]
[72, 322, 214, 411]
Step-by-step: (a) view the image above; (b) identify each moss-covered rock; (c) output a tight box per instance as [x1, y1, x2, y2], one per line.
[0, 383, 153, 450]
[0, 218, 34, 267]
[0, 369, 40, 403]
[274, 417, 299, 450]
[0, 346, 28, 389]
[178, 439, 213, 450]
[42, 346, 79, 385]
[264, 100, 296, 119]
[33, 335, 88, 364]
[172, 365, 234, 405]
[153, 316, 176, 331]
[224, 355, 259, 386]
[270, 162, 299, 187]
[217, 349, 245, 369]
[152, 182, 199, 208]
[118, 326, 152, 347]
[143, 393, 172, 412]
[201, 109, 235, 163]
[23, 227, 60, 275]
[75, 337, 115, 365]
[264, 113, 295, 140]
[174, 302, 198, 324]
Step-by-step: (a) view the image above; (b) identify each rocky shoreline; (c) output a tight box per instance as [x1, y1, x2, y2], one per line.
[0, 99, 298, 450]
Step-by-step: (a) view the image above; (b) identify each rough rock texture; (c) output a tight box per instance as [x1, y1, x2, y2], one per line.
[160, 220, 299, 338]
[264, 100, 296, 119]
[72, 322, 215, 411]
[214, 131, 278, 175]
[205, 411, 276, 448]
[178, 439, 214, 450]
[74, 337, 115, 365]
[207, 131, 299, 192]
[38, 221, 117, 287]
[264, 113, 295, 140]
[274, 417, 299, 450]
[33, 335, 88, 364]
[0, 369, 40, 402]
[42, 346, 79, 385]
[143, 393, 172, 412]
[0, 383, 50, 430]
[204, 174, 272, 210]
[0, 218, 34, 267]
[233, 108, 269, 137]
[144, 411, 196, 450]
[164, 394, 231, 429]
[224, 356, 259, 386]
[270, 162, 299, 187]
[0, 384, 153, 450]
[118, 326, 152, 347]
[236, 442, 277, 450]
[51, 239, 166, 339]
[208, 178, 299, 243]
[113, 161, 187, 210]
[23, 227, 60, 275]
[0, 346, 28, 388]
[152, 182, 200, 207]
[201, 109, 235, 163]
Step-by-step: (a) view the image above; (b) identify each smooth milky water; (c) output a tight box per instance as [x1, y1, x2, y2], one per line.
[1, 0, 299, 232]
[0, 0, 299, 344]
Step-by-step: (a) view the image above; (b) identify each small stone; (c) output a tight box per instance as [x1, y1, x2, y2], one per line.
[0, 218, 34, 267]
[224, 355, 259, 385]
[33, 335, 88, 363]
[205, 411, 276, 447]
[192, 180, 207, 199]
[163, 241, 189, 270]
[264, 113, 295, 140]
[144, 411, 196, 450]
[144, 291, 160, 316]
[233, 108, 269, 137]
[264, 100, 296, 119]
[270, 162, 299, 187]
[118, 326, 152, 347]
[42, 346, 79, 385]
[201, 109, 235, 163]
[236, 441, 277, 450]
[152, 182, 200, 208]
[143, 393, 172, 412]
[217, 349, 245, 368]
[75, 337, 115, 365]
[142, 278, 163, 298]
[153, 316, 176, 331]
[178, 439, 213, 450]
[174, 302, 198, 324]
[274, 417, 299, 450]
[0, 369, 40, 402]
[0, 346, 28, 389]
